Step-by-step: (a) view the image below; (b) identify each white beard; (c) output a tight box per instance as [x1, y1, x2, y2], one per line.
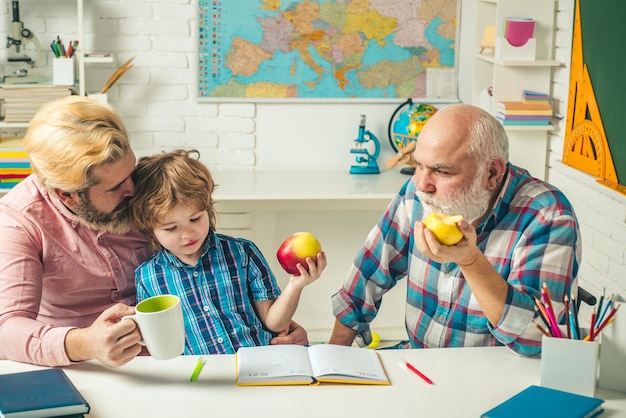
[417, 174, 493, 224]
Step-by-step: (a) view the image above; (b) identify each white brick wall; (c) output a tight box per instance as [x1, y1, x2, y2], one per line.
[549, 0, 626, 310]
[3, 0, 624, 307]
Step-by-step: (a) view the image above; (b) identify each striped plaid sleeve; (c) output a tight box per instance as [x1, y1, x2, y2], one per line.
[491, 196, 580, 356]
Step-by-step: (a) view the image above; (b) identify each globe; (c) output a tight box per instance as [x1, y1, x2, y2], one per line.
[388, 100, 437, 152]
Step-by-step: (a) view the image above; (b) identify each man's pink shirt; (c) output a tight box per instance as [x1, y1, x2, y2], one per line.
[0, 175, 151, 366]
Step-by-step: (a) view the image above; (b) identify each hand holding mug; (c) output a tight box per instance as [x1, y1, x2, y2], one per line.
[123, 294, 185, 360]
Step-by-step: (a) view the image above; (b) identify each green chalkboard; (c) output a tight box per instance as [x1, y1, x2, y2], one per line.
[580, 0, 626, 185]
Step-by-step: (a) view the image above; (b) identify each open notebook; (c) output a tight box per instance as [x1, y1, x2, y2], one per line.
[236, 344, 390, 386]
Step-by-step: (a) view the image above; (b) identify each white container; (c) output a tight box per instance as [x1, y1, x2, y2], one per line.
[53, 57, 75, 85]
[540, 335, 599, 397]
[495, 38, 536, 61]
[87, 92, 108, 104]
[599, 312, 626, 392]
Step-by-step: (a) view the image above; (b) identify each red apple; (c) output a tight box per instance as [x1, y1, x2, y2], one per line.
[276, 232, 322, 275]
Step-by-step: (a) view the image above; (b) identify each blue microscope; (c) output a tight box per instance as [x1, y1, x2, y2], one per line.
[350, 114, 380, 174]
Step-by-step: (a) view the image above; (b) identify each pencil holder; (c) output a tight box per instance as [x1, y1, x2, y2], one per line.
[599, 313, 626, 392]
[540, 335, 599, 397]
[53, 57, 75, 85]
[87, 92, 108, 104]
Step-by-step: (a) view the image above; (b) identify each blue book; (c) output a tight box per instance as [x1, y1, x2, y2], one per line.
[497, 119, 551, 126]
[496, 113, 551, 121]
[0, 368, 90, 418]
[481, 385, 604, 418]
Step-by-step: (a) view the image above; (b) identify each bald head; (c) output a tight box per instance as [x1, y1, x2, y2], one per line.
[418, 104, 509, 164]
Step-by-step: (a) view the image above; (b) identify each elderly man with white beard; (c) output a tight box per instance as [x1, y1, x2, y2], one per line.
[329, 104, 580, 357]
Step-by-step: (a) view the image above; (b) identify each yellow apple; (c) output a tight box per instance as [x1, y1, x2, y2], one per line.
[422, 212, 464, 245]
[367, 331, 381, 349]
[276, 232, 322, 275]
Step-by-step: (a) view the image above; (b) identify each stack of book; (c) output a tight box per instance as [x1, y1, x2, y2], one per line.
[496, 91, 552, 126]
[0, 137, 32, 190]
[0, 84, 74, 123]
[522, 89, 549, 103]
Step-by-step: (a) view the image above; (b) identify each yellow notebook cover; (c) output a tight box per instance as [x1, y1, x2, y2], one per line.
[236, 344, 390, 386]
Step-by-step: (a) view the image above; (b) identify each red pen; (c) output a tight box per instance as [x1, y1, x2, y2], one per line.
[400, 360, 434, 385]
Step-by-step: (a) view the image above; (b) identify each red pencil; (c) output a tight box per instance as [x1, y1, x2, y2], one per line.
[400, 360, 434, 385]
[590, 304, 620, 341]
[589, 307, 597, 341]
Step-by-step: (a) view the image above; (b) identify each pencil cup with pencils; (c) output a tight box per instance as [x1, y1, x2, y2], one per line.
[53, 57, 75, 86]
[540, 334, 599, 397]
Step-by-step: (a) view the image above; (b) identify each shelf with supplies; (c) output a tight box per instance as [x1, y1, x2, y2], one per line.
[83, 54, 114, 65]
[471, 0, 558, 181]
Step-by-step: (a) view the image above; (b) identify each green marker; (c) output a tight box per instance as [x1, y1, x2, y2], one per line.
[190, 358, 205, 382]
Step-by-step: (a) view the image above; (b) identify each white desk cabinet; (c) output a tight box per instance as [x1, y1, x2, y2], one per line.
[213, 169, 411, 343]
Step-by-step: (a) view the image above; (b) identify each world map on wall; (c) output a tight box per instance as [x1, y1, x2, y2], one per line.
[198, 0, 457, 100]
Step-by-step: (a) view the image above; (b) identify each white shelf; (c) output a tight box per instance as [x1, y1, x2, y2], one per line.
[77, 0, 113, 96]
[0, 122, 29, 129]
[84, 56, 114, 64]
[472, 0, 557, 181]
[473, 53, 561, 67]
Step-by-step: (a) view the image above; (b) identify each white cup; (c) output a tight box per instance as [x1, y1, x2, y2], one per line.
[599, 311, 626, 392]
[540, 335, 599, 397]
[53, 57, 75, 85]
[124, 294, 185, 360]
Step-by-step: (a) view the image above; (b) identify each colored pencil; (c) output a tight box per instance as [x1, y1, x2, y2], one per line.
[532, 320, 551, 337]
[589, 307, 598, 341]
[595, 287, 605, 328]
[534, 305, 552, 334]
[596, 295, 613, 326]
[589, 304, 621, 342]
[563, 295, 571, 339]
[541, 287, 562, 338]
[534, 298, 553, 335]
[572, 294, 581, 339]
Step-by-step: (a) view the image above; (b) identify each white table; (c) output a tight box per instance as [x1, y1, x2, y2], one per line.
[2, 347, 624, 417]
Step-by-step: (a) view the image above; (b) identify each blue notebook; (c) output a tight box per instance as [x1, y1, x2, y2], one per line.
[481, 385, 604, 418]
[0, 368, 90, 418]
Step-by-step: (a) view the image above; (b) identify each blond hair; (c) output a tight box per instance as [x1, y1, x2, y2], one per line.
[130, 149, 217, 250]
[23, 95, 131, 192]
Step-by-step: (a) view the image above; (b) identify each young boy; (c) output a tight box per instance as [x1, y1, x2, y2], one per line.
[129, 149, 327, 355]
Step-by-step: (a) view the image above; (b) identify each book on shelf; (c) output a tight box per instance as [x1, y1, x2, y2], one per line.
[498, 119, 551, 126]
[481, 385, 604, 418]
[497, 109, 553, 116]
[0, 84, 74, 98]
[522, 89, 549, 103]
[235, 344, 390, 386]
[496, 113, 551, 121]
[0, 142, 31, 189]
[0, 84, 74, 123]
[497, 101, 552, 111]
[0, 368, 90, 418]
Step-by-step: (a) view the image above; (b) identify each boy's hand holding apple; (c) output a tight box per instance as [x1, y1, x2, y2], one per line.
[276, 232, 327, 287]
